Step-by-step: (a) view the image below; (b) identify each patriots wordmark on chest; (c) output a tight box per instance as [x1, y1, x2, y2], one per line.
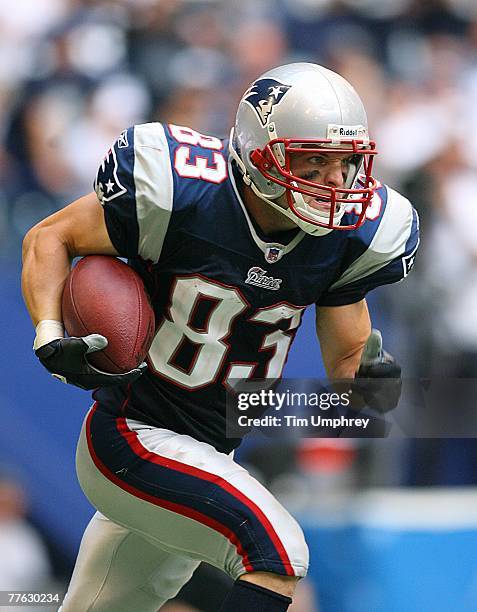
[245, 267, 282, 291]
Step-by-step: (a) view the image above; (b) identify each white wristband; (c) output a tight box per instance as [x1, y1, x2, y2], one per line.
[33, 320, 64, 350]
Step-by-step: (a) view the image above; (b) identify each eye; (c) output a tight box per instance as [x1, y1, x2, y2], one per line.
[308, 156, 328, 166]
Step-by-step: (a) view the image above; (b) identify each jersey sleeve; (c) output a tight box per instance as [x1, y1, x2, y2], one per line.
[94, 123, 174, 262]
[317, 187, 420, 307]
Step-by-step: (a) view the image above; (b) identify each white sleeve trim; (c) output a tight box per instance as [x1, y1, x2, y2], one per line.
[133, 123, 174, 263]
[330, 187, 414, 291]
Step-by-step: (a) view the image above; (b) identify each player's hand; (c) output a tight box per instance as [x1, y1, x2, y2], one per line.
[353, 329, 402, 413]
[35, 334, 147, 391]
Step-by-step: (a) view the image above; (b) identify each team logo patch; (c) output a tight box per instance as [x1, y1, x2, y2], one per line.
[117, 129, 129, 148]
[402, 249, 417, 277]
[243, 78, 291, 127]
[94, 146, 127, 204]
[245, 267, 282, 291]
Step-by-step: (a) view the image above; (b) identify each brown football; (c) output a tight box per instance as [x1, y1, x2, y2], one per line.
[62, 255, 155, 373]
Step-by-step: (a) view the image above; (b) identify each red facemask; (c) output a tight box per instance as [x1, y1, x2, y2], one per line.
[250, 137, 378, 230]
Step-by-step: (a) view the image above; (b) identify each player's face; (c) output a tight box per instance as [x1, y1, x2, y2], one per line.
[245, 145, 365, 234]
[287, 148, 360, 214]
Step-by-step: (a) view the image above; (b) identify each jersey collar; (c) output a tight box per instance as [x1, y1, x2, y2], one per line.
[228, 159, 306, 264]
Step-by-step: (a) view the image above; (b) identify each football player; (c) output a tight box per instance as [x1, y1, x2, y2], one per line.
[22, 63, 418, 611]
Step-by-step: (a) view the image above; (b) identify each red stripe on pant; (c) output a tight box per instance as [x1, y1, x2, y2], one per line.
[115, 415, 294, 576]
[85, 405, 254, 571]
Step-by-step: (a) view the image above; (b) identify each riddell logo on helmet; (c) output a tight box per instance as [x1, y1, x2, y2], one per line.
[327, 124, 368, 142]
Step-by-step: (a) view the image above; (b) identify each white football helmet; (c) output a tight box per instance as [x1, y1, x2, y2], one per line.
[229, 63, 378, 235]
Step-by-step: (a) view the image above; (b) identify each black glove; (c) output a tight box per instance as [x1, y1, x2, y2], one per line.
[35, 334, 147, 391]
[353, 329, 402, 413]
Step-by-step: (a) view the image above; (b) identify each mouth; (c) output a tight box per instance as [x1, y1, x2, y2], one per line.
[305, 196, 332, 213]
[302, 196, 344, 216]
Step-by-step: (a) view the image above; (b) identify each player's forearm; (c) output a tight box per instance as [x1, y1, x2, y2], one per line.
[21, 225, 72, 327]
[316, 300, 371, 379]
[322, 348, 364, 379]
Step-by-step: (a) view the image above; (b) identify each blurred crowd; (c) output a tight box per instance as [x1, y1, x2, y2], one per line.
[3, 0, 477, 608]
[0, 471, 54, 612]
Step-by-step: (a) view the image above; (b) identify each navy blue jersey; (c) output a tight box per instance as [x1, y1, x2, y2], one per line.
[92, 123, 419, 453]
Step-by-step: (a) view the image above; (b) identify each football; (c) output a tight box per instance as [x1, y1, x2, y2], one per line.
[62, 255, 155, 374]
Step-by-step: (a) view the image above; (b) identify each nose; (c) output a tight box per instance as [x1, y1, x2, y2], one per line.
[324, 160, 345, 188]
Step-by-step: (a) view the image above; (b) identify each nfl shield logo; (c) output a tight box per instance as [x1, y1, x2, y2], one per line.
[265, 246, 283, 263]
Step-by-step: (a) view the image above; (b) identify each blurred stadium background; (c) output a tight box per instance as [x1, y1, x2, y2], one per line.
[1, 0, 477, 610]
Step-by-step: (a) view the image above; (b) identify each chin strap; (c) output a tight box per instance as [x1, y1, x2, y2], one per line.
[228, 131, 252, 186]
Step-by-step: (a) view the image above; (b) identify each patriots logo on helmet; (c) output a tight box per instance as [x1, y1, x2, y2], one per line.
[94, 146, 127, 204]
[243, 78, 291, 127]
